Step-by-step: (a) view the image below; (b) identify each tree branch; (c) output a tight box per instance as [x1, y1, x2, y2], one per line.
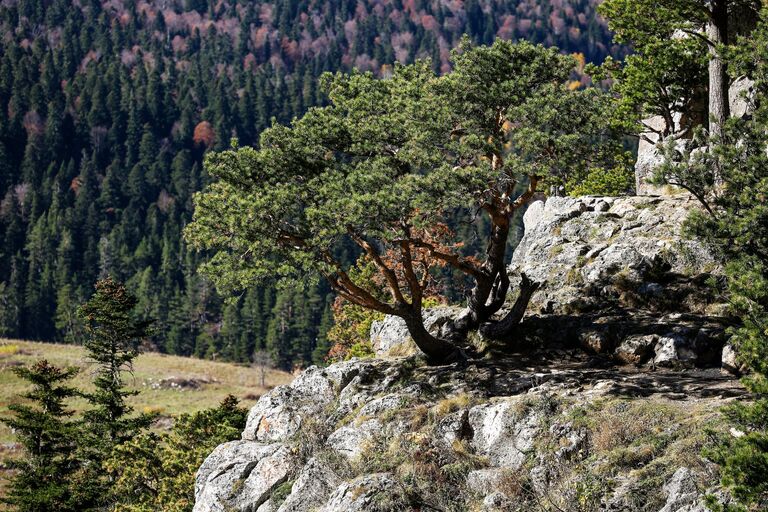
[347, 229, 407, 305]
[407, 238, 482, 278]
[398, 240, 423, 306]
[507, 174, 539, 213]
[679, 28, 716, 48]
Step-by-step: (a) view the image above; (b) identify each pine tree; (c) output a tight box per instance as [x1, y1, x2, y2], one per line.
[1, 360, 80, 512]
[653, 14, 768, 509]
[74, 277, 155, 508]
[312, 302, 334, 365]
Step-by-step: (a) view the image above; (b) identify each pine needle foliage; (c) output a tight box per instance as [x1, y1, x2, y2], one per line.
[73, 277, 156, 508]
[1, 360, 81, 512]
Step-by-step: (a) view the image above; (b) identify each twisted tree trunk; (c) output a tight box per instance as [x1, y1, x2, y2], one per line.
[453, 214, 512, 333]
[479, 273, 540, 340]
[401, 309, 463, 365]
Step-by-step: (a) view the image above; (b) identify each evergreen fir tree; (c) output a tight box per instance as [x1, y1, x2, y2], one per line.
[74, 277, 155, 508]
[1, 360, 80, 512]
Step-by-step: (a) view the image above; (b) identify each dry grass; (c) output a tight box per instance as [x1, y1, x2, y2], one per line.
[0, 338, 293, 502]
[589, 401, 679, 453]
[386, 339, 418, 357]
[432, 393, 473, 417]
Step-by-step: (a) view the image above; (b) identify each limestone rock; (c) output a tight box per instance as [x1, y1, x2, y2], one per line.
[550, 421, 587, 459]
[634, 115, 686, 196]
[194, 442, 295, 512]
[326, 419, 383, 459]
[467, 468, 508, 495]
[721, 344, 746, 375]
[276, 457, 341, 512]
[358, 393, 408, 417]
[615, 335, 657, 365]
[654, 334, 697, 368]
[510, 195, 728, 367]
[482, 491, 514, 511]
[468, 398, 540, 468]
[434, 409, 470, 447]
[512, 196, 718, 316]
[658, 468, 706, 512]
[194, 355, 746, 512]
[320, 473, 406, 512]
[242, 366, 337, 442]
[580, 330, 613, 354]
[730, 77, 755, 120]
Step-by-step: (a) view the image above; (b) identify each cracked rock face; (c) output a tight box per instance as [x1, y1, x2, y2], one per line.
[659, 468, 707, 512]
[508, 195, 730, 368]
[193, 442, 294, 512]
[511, 196, 719, 312]
[468, 398, 541, 468]
[275, 457, 341, 512]
[320, 473, 406, 512]
[242, 364, 350, 442]
[194, 354, 744, 512]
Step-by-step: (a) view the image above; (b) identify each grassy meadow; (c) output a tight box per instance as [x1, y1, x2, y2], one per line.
[0, 339, 294, 502]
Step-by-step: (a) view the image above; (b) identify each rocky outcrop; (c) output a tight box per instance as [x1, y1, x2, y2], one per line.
[367, 195, 733, 370]
[508, 195, 731, 369]
[512, 195, 719, 313]
[193, 442, 295, 512]
[195, 356, 745, 511]
[194, 193, 744, 511]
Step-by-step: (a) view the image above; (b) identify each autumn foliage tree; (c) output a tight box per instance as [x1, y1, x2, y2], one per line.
[193, 121, 216, 148]
[186, 39, 627, 364]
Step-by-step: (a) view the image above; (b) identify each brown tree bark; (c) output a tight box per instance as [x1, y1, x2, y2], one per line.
[707, 0, 730, 140]
[452, 175, 540, 335]
[459, 213, 511, 329]
[401, 307, 463, 364]
[478, 273, 540, 340]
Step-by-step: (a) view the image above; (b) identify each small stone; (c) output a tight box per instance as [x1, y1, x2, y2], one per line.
[435, 409, 470, 446]
[579, 330, 613, 354]
[721, 344, 745, 375]
[614, 335, 657, 365]
[654, 334, 697, 368]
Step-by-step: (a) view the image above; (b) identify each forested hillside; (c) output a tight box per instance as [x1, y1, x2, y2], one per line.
[0, 0, 621, 370]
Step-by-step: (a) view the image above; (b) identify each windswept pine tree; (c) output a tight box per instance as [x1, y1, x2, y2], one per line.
[185, 39, 629, 364]
[0, 0, 622, 370]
